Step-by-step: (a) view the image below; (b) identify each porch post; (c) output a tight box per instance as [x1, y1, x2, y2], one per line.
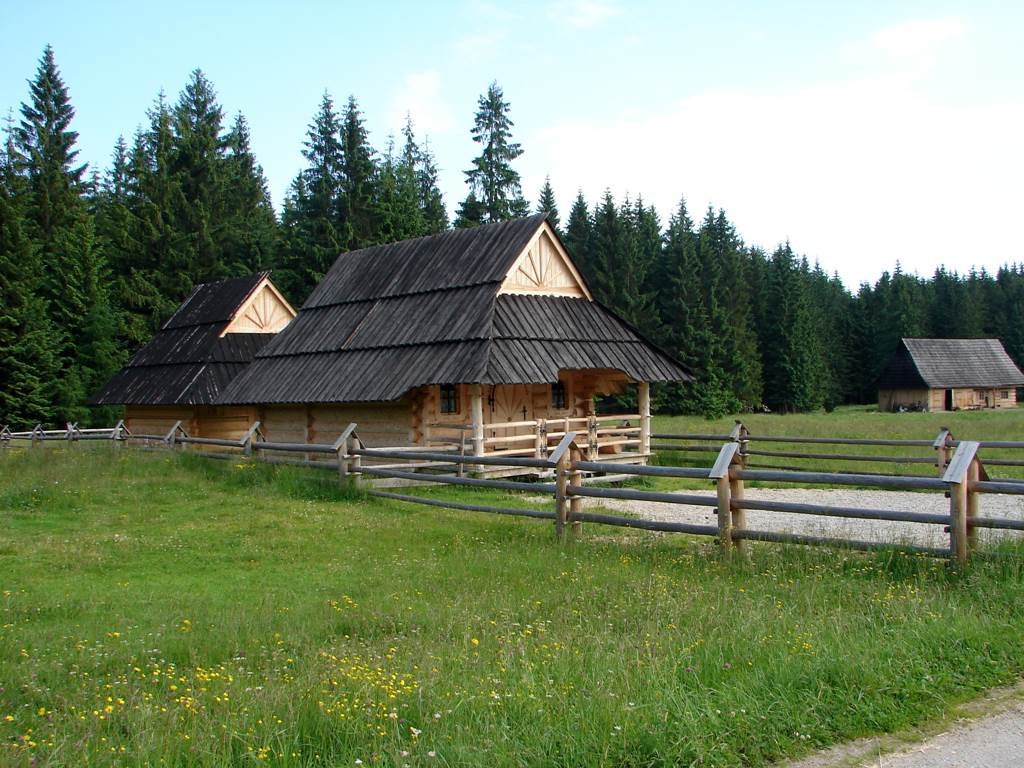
[469, 383, 485, 458]
[638, 381, 651, 455]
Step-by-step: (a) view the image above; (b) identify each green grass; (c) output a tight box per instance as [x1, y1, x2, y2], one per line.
[2, 445, 1024, 767]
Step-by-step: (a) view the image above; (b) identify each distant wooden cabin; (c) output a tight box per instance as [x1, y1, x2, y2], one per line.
[877, 338, 1024, 412]
[217, 215, 692, 464]
[91, 272, 296, 437]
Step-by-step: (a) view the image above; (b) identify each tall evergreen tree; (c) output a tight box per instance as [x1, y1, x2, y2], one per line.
[339, 96, 378, 248]
[760, 244, 827, 412]
[416, 137, 448, 234]
[400, 117, 446, 235]
[461, 81, 527, 224]
[563, 190, 592, 275]
[0, 131, 60, 426]
[221, 113, 278, 274]
[276, 92, 347, 302]
[536, 176, 560, 230]
[14, 45, 118, 423]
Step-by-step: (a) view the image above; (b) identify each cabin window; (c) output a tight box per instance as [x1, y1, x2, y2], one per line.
[551, 381, 567, 410]
[1001, 390, 1010, 399]
[439, 384, 459, 414]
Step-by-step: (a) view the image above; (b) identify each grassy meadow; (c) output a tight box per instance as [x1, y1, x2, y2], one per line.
[2, 433, 1024, 766]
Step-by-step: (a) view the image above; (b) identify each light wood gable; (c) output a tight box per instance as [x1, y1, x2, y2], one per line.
[221, 278, 296, 335]
[498, 221, 592, 300]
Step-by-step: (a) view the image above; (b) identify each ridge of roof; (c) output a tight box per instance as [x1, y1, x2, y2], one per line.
[302, 215, 547, 308]
[163, 271, 270, 331]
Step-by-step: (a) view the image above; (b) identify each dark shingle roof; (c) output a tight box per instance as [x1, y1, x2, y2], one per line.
[218, 218, 691, 405]
[878, 338, 1024, 389]
[90, 273, 276, 406]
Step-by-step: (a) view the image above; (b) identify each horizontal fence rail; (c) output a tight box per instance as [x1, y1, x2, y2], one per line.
[4, 418, 1023, 565]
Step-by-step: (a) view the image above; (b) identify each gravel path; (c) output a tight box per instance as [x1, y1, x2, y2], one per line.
[594, 488, 1024, 549]
[785, 684, 1024, 768]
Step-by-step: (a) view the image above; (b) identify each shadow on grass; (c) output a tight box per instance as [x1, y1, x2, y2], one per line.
[175, 452, 366, 503]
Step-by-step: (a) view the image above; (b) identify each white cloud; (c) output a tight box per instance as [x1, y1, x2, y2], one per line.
[526, 70, 1024, 287]
[549, 0, 622, 29]
[388, 70, 455, 138]
[873, 16, 966, 61]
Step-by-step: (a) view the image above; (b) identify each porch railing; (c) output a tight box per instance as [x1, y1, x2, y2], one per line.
[423, 413, 647, 461]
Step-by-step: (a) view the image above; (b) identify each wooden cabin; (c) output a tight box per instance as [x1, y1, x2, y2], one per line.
[877, 338, 1024, 412]
[217, 215, 692, 465]
[90, 272, 296, 437]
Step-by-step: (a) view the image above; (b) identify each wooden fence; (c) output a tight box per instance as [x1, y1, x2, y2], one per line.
[3, 419, 1024, 565]
[423, 413, 647, 462]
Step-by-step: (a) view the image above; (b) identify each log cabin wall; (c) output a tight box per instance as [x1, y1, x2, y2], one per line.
[879, 387, 1019, 412]
[124, 405, 258, 441]
[124, 406, 198, 439]
[877, 389, 932, 412]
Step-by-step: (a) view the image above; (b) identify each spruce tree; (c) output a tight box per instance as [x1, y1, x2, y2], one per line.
[563, 191, 592, 277]
[400, 117, 446, 235]
[760, 244, 827, 412]
[221, 113, 278, 274]
[377, 135, 423, 242]
[462, 81, 527, 224]
[536, 176, 560, 230]
[14, 45, 118, 423]
[453, 190, 485, 228]
[0, 136, 59, 426]
[340, 96, 378, 248]
[276, 92, 347, 302]
[416, 137, 448, 234]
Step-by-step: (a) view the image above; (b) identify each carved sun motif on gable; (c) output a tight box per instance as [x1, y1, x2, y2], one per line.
[241, 292, 279, 330]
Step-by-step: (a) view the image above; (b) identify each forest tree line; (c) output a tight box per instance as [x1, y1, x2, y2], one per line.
[2, 46, 1022, 427]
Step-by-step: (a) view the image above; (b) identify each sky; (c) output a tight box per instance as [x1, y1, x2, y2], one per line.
[2, 0, 1022, 288]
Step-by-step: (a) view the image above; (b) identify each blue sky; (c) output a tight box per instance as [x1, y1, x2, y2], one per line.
[3, 0, 1022, 287]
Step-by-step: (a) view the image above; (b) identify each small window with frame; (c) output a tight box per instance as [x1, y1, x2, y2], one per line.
[1001, 390, 1010, 399]
[439, 384, 460, 414]
[551, 381, 567, 410]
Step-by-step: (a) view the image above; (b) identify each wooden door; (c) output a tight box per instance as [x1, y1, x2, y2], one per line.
[491, 384, 533, 423]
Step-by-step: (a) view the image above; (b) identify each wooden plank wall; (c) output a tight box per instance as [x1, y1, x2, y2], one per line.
[310, 401, 414, 448]
[880, 387, 1019, 412]
[195, 407, 259, 440]
[877, 389, 931, 412]
[124, 406, 197, 438]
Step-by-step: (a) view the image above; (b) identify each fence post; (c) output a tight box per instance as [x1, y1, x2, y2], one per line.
[568, 443, 583, 538]
[966, 458, 980, 552]
[549, 432, 578, 541]
[239, 421, 262, 457]
[66, 422, 75, 447]
[942, 441, 981, 565]
[555, 450, 569, 540]
[0, 425, 10, 449]
[332, 423, 358, 485]
[535, 418, 547, 461]
[164, 420, 185, 451]
[711, 442, 742, 553]
[112, 420, 127, 449]
[347, 433, 362, 486]
[31, 424, 42, 448]
[457, 432, 467, 479]
[933, 428, 954, 474]
[587, 415, 598, 461]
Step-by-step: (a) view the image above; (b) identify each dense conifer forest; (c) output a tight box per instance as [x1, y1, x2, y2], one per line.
[2, 47, 1022, 426]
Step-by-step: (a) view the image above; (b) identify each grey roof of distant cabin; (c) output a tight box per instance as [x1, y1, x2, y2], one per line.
[217, 216, 691, 405]
[878, 338, 1024, 390]
[90, 273, 275, 406]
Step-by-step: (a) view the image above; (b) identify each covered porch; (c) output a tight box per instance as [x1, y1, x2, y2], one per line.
[422, 380, 652, 469]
